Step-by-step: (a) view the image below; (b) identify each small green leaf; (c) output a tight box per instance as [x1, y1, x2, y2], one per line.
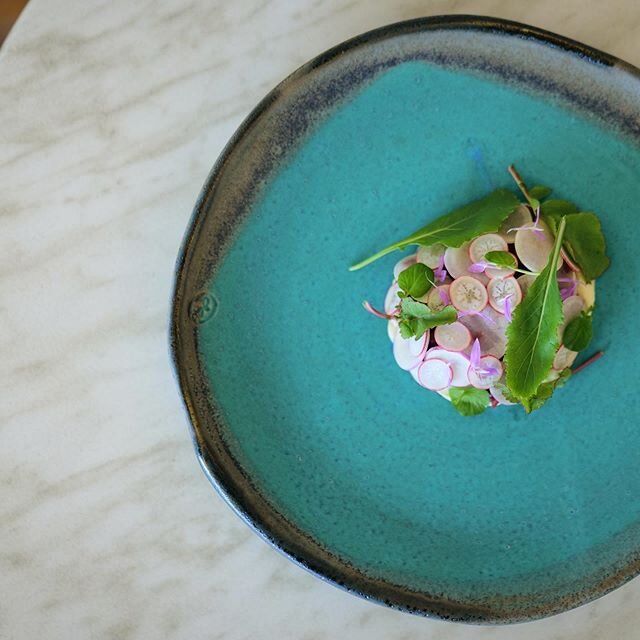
[563, 312, 593, 352]
[397, 263, 434, 298]
[522, 368, 572, 413]
[504, 217, 566, 401]
[529, 185, 552, 201]
[398, 320, 414, 339]
[485, 250, 517, 270]
[350, 188, 520, 270]
[540, 199, 578, 236]
[450, 387, 490, 416]
[397, 298, 457, 339]
[563, 213, 610, 282]
[492, 382, 519, 405]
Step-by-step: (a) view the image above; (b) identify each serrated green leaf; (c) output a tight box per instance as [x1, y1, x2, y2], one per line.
[522, 368, 572, 413]
[529, 185, 552, 201]
[540, 199, 578, 236]
[449, 387, 490, 416]
[563, 312, 593, 352]
[397, 298, 457, 339]
[350, 188, 520, 270]
[563, 213, 610, 282]
[397, 263, 434, 298]
[485, 250, 517, 270]
[504, 218, 566, 401]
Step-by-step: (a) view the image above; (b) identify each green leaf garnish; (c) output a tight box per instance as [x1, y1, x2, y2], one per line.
[485, 250, 517, 270]
[529, 185, 552, 201]
[562, 213, 609, 282]
[349, 188, 520, 271]
[397, 297, 457, 339]
[563, 311, 593, 352]
[450, 387, 490, 416]
[504, 217, 566, 402]
[521, 368, 572, 413]
[397, 263, 434, 298]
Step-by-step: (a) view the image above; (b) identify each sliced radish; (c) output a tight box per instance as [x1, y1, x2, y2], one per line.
[444, 244, 489, 284]
[425, 284, 450, 312]
[384, 282, 400, 315]
[487, 276, 522, 314]
[559, 295, 584, 338]
[417, 243, 445, 269]
[469, 233, 508, 263]
[561, 248, 580, 273]
[393, 331, 428, 371]
[514, 221, 562, 273]
[449, 276, 489, 312]
[417, 358, 454, 391]
[468, 355, 503, 389]
[486, 258, 516, 280]
[425, 348, 471, 387]
[553, 345, 578, 370]
[387, 319, 399, 343]
[577, 278, 596, 309]
[490, 383, 516, 406]
[517, 274, 536, 298]
[499, 204, 533, 243]
[434, 322, 472, 352]
[393, 254, 417, 280]
[458, 306, 509, 359]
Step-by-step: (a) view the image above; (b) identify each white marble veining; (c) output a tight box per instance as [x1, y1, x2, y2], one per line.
[1, 1, 640, 638]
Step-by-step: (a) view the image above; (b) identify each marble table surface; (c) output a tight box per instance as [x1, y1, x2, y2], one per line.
[2, 1, 639, 638]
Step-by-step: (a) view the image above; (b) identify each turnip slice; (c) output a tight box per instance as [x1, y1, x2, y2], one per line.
[417, 243, 445, 269]
[393, 254, 417, 280]
[417, 358, 453, 391]
[387, 319, 399, 343]
[487, 276, 522, 314]
[514, 221, 562, 272]
[490, 382, 516, 406]
[499, 204, 533, 243]
[517, 274, 536, 298]
[393, 331, 429, 371]
[425, 284, 450, 312]
[434, 321, 471, 352]
[458, 306, 509, 359]
[444, 243, 488, 284]
[554, 345, 578, 370]
[559, 295, 584, 338]
[425, 348, 471, 387]
[449, 276, 489, 312]
[468, 355, 503, 389]
[384, 282, 400, 314]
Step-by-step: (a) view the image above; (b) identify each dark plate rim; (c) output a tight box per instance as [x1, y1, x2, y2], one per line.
[170, 14, 640, 624]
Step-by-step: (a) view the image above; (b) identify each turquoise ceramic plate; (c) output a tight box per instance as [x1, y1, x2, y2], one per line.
[171, 16, 640, 623]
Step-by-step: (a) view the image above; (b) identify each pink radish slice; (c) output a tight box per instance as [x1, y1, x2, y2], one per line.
[384, 282, 400, 314]
[487, 276, 522, 314]
[444, 244, 489, 284]
[425, 284, 450, 312]
[499, 204, 533, 243]
[387, 319, 399, 343]
[490, 383, 516, 406]
[486, 259, 516, 280]
[425, 348, 471, 387]
[449, 276, 489, 312]
[458, 306, 508, 359]
[517, 274, 536, 298]
[417, 358, 454, 391]
[559, 295, 584, 338]
[468, 356, 503, 389]
[393, 331, 428, 371]
[393, 254, 417, 280]
[469, 234, 508, 263]
[554, 345, 578, 370]
[417, 244, 445, 269]
[561, 248, 580, 273]
[514, 221, 562, 272]
[434, 322, 472, 352]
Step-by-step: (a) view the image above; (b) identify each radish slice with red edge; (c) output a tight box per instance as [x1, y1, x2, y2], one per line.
[449, 276, 489, 312]
[559, 295, 584, 338]
[393, 254, 417, 280]
[469, 234, 508, 263]
[425, 284, 450, 311]
[516, 274, 536, 298]
[444, 244, 489, 284]
[553, 345, 578, 370]
[499, 204, 533, 243]
[487, 276, 522, 314]
[468, 356, 503, 389]
[425, 348, 470, 387]
[393, 331, 428, 371]
[561, 248, 580, 273]
[417, 244, 445, 269]
[418, 358, 454, 391]
[514, 221, 562, 272]
[387, 319, 398, 343]
[434, 322, 471, 352]
[384, 282, 400, 315]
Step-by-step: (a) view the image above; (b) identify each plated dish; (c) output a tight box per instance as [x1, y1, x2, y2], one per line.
[171, 16, 640, 623]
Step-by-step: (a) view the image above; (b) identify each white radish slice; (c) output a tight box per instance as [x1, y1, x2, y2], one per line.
[499, 204, 533, 243]
[393, 254, 417, 280]
[490, 383, 516, 406]
[425, 284, 450, 312]
[469, 234, 508, 263]
[449, 276, 489, 312]
[425, 348, 471, 387]
[487, 276, 522, 314]
[554, 345, 578, 370]
[517, 274, 536, 298]
[444, 244, 489, 284]
[417, 358, 453, 391]
[514, 221, 562, 273]
[486, 259, 516, 280]
[559, 295, 584, 338]
[387, 319, 399, 343]
[561, 248, 580, 273]
[384, 282, 400, 314]
[468, 356, 503, 389]
[393, 331, 428, 371]
[434, 322, 472, 352]
[417, 243, 445, 269]
[458, 306, 509, 359]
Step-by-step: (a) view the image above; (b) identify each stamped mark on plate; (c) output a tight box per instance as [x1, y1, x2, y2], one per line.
[189, 292, 218, 324]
